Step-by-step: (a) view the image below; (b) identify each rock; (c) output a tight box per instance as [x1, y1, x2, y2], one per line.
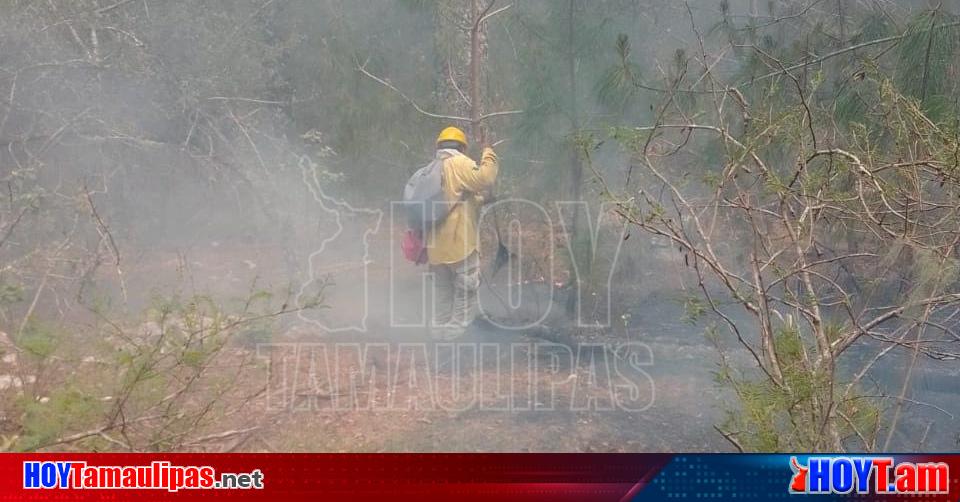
[0, 375, 18, 390]
[0, 374, 32, 390]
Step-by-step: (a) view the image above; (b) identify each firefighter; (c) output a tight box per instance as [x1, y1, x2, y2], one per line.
[427, 126, 498, 340]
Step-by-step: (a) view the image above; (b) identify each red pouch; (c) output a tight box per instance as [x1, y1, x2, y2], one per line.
[401, 229, 427, 265]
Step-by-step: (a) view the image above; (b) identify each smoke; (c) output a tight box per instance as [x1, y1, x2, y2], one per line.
[2, 0, 959, 452]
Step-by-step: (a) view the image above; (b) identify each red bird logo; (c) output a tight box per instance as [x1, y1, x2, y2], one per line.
[790, 457, 808, 492]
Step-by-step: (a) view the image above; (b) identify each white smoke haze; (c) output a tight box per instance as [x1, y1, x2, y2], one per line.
[0, 0, 958, 453]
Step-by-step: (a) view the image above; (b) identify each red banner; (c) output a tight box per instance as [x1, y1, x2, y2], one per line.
[4, 453, 959, 500]
[1, 453, 670, 501]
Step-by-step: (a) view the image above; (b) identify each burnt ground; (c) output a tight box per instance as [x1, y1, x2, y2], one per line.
[242, 320, 739, 453]
[4, 236, 958, 452]
[189, 242, 960, 453]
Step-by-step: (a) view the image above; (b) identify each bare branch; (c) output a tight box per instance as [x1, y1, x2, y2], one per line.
[207, 96, 286, 105]
[479, 3, 512, 26]
[356, 60, 470, 122]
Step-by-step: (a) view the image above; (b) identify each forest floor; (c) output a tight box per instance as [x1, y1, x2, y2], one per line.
[245, 312, 729, 452]
[0, 235, 737, 452]
[6, 235, 956, 452]
[127, 238, 960, 452]
[18, 237, 740, 452]
[145, 238, 740, 452]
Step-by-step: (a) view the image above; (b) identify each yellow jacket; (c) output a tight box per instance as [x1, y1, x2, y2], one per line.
[425, 147, 498, 265]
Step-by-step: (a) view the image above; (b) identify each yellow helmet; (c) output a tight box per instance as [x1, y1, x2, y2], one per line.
[436, 126, 467, 148]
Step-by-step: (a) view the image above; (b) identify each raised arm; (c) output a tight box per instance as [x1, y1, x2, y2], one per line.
[451, 147, 498, 194]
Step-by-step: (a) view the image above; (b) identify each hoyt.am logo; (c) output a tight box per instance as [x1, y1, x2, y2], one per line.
[789, 456, 949, 495]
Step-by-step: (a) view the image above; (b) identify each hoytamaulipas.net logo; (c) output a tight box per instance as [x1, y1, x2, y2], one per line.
[789, 456, 948, 495]
[23, 461, 264, 492]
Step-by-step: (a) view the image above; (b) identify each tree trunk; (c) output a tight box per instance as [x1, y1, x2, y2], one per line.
[469, 0, 487, 147]
[564, 0, 586, 317]
[567, 0, 582, 222]
[433, 2, 471, 121]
